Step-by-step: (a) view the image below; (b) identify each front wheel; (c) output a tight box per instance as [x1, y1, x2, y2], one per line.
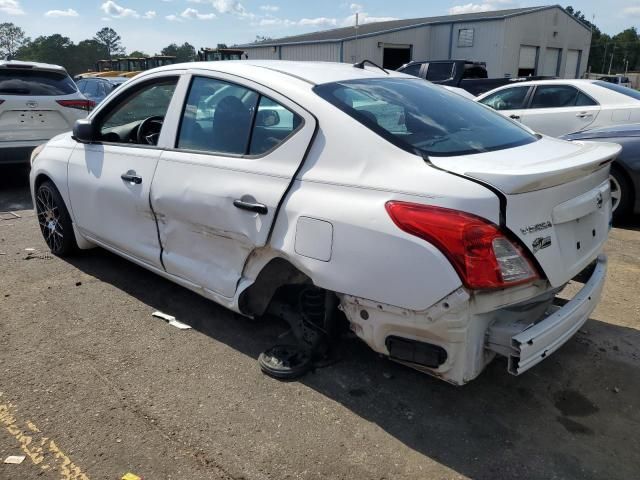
[35, 180, 77, 256]
[610, 169, 633, 219]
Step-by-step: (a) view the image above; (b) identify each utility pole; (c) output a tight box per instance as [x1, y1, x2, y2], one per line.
[601, 43, 608, 73]
[608, 44, 615, 75]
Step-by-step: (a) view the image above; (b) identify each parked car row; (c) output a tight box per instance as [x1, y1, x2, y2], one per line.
[475, 79, 640, 217]
[29, 60, 621, 384]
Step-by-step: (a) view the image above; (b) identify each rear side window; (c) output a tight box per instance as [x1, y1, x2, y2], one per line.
[0, 69, 76, 96]
[314, 78, 537, 157]
[425, 63, 454, 82]
[530, 85, 597, 108]
[480, 87, 529, 110]
[177, 77, 258, 155]
[177, 76, 302, 156]
[594, 81, 640, 101]
[399, 63, 422, 78]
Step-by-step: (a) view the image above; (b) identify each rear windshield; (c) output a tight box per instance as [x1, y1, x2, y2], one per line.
[314, 78, 537, 157]
[594, 81, 640, 101]
[0, 69, 77, 96]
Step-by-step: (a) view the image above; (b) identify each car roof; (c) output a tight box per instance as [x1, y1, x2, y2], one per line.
[149, 60, 410, 86]
[0, 60, 68, 74]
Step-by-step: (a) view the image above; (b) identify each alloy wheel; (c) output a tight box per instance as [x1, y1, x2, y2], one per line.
[36, 186, 64, 252]
[609, 174, 621, 213]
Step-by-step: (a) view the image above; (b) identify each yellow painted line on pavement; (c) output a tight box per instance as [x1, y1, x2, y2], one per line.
[0, 394, 90, 479]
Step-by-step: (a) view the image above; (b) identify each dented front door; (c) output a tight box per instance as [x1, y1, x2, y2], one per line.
[151, 74, 316, 299]
[67, 144, 163, 268]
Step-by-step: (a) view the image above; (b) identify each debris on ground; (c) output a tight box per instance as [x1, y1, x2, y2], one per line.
[613, 386, 621, 393]
[24, 248, 35, 252]
[152, 311, 192, 330]
[75, 281, 82, 286]
[3, 455, 26, 464]
[0, 212, 21, 221]
[121, 473, 143, 480]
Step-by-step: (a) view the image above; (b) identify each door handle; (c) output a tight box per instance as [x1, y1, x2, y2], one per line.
[121, 171, 142, 184]
[233, 199, 268, 215]
[509, 114, 520, 120]
[576, 112, 593, 118]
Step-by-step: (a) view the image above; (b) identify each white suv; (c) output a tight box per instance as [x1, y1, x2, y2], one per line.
[29, 61, 619, 384]
[0, 61, 92, 165]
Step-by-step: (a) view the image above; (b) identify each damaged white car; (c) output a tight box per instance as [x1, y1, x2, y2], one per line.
[30, 60, 620, 385]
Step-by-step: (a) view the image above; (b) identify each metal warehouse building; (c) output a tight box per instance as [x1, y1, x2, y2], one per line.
[239, 5, 591, 78]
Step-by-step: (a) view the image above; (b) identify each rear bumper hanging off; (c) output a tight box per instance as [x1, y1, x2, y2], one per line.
[487, 254, 607, 375]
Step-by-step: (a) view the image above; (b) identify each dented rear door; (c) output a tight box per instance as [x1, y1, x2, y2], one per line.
[151, 73, 317, 299]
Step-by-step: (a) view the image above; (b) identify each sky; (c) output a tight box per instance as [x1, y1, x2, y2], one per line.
[1, 0, 639, 54]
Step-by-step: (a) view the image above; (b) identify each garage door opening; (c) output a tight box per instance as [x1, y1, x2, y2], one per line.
[518, 45, 538, 77]
[383, 47, 411, 70]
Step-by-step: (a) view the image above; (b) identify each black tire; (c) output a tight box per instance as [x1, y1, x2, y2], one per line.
[35, 180, 77, 256]
[610, 168, 633, 219]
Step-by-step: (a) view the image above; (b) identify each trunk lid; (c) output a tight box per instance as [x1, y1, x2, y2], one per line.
[428, 136, 621, 287]
[0, 95, 78, 142]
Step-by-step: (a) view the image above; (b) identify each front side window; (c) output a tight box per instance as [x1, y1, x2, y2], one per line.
[530, 85, 597, 109]
[177, 76, 301, 156]
[480, 87, 529, 110]
[0, 69, 77, 96]
[314, 78, 537, 157]
[98, 77, 178, 144]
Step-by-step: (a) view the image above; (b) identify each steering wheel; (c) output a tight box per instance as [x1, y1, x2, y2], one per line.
[136, 115, 164, 145]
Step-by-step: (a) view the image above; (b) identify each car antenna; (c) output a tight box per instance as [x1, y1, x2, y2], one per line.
[353, 59, 389, 74]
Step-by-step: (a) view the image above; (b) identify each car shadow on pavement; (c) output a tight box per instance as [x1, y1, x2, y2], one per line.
[0, 165, 33, 212]
[66, 247, 640, 480]
[613, 216, 640, 232]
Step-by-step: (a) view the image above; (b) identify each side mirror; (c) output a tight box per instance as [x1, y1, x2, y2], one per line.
[73, 119, 95, 143]
[256, 109, 280, 127]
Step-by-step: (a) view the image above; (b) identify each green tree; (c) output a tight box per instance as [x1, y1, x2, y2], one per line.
[160, 42, 196, 62]
[128, 50, 148, 58]
[16, 34, 74, 69]
[72, 39, 109, 74]
[0, 22, 29, 59]
[94, 27, 125, 59]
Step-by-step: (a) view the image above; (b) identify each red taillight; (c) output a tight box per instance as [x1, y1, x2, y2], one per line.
[56, 99, 95, 111]
[385, 201, 539, 290]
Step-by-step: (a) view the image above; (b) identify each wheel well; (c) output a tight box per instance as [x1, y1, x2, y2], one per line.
[238, 258, 312, 317]
[611, 163, 635, 205]
[34, 173, 53, 190]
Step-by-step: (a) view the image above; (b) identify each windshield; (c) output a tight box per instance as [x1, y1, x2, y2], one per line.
[314, 78, 537, 157]
[0, 69, 77, 96]
[594, 81, 640, 101]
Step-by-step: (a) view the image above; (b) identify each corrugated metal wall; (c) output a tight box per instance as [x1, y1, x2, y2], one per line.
[449, 20, 505, 76]
[281, 43, 341, 61]
[341, 25, 431, 65]
[503, 7, 591, 78]
[241, 7, 591, 79]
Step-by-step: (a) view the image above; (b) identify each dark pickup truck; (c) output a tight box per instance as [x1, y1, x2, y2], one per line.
[397, 60, 550, 96]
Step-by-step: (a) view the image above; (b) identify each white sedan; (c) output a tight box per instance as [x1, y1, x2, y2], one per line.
[477, 79, 640, 137]
[30, 61, 619, 385]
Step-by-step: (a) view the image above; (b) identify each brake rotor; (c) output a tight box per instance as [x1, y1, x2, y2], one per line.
[258, 344, 312, 380]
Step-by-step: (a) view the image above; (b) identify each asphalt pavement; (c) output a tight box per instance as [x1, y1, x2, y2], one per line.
[1, 165, 639, 479]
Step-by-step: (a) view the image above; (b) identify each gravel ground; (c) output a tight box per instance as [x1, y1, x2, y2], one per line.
[1, 165, 639, 480]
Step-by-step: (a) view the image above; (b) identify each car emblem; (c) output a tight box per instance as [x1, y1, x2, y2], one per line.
[532, 236, 552, 253]
[596, 192, 603, 209]
[25, 101, 38, 108]
[520, 221, 552, 235]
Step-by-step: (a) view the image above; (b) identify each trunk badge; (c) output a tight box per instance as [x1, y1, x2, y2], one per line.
[520, 221, 552, 235]
[596, 193, 603, 209]
[532, 236, 552, 253]
[26, 101, 38, 108]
